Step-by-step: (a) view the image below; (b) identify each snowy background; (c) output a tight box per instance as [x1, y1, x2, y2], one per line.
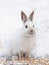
[0, 0, 49, 58]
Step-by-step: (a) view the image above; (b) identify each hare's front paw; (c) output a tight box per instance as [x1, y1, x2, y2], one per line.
[16, 53, 19, 60]
[20, 51, 29, 59]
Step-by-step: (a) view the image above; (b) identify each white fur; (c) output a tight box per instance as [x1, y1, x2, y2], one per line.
[4, 11, 36, 57]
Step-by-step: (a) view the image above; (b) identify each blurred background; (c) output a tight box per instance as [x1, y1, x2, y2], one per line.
[0, 0, 49, 58]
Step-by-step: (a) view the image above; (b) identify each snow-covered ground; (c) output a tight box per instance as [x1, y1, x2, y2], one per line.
[0, 0, 49, 58]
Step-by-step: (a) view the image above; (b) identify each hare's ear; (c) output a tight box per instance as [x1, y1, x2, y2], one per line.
[29, 11, 34, 21]
[21, 11, 27, 23]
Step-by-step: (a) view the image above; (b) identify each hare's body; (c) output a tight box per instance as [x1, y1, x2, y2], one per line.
[4, 11, 36, 59]
[5, 28, 36, 58]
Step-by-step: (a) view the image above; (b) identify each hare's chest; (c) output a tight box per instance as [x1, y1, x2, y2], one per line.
[18, 37, 32, 51]
[17, 35, 35, 52]
[20, 36, 32, 43]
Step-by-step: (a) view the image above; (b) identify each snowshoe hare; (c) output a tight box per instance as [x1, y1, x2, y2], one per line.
[5, 11, 36, 60]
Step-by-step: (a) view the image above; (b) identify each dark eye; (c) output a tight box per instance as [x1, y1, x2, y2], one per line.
[33, 25, 34, 27]
[25, 25, 28, 28]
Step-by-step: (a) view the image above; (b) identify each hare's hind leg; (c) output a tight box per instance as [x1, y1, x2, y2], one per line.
[12, 53, 19, 60]
[6, 55, 12, 61]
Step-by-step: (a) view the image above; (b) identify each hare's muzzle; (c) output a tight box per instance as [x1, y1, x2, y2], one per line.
[30, 30, 33, 33]
[28, 30, 34, 34]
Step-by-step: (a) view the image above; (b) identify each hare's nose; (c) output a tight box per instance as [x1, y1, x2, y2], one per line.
[30, 30, 33, 32]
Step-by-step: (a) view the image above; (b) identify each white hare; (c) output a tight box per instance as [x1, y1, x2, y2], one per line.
[5, 11, 36, 59]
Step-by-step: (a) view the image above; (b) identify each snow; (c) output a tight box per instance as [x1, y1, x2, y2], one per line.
[0, 0, 49, 58]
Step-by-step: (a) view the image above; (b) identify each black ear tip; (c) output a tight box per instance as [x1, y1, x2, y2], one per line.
[21, 11, 24, 14]
[21, 11, 23, 13]
[32, 10, 34, 14]
[33, 10, 34, 12]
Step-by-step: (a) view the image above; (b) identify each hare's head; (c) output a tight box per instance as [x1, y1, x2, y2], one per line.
[21, 11, 35, 34]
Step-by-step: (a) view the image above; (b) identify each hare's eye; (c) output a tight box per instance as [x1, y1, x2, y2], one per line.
[25, 25, 28, 28]
[33, 25, 34, 27]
